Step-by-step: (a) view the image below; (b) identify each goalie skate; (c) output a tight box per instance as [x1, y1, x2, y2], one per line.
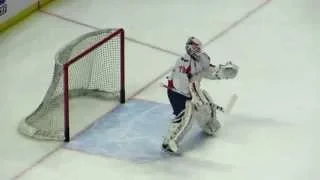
[162, 135, 180, 155]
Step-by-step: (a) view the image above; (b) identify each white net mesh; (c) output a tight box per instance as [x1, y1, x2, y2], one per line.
[18, 29, 124, 141]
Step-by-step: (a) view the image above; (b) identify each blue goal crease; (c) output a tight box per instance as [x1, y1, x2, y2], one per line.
[65, 99, 203, 162]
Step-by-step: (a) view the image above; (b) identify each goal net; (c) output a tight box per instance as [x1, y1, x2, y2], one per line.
[18, 28, 125, 142]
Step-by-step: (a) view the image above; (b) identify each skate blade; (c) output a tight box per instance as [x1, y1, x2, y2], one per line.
[161, 146, 182, 156]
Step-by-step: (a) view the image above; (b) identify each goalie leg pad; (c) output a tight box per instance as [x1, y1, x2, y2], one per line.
[195, 90, 221, 136]
[162, 101, 193, 153]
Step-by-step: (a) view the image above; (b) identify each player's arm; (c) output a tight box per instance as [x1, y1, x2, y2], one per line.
[202, 61, 239, 80]
[167, 57, 182, 79]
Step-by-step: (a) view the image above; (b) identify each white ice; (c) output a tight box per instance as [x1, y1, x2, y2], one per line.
[0, 0, 319, 180]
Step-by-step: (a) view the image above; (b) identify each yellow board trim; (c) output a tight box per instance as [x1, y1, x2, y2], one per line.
[0, 0, 54, 33]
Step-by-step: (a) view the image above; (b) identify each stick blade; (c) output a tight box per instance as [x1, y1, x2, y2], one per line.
[224, 94, 238, 114]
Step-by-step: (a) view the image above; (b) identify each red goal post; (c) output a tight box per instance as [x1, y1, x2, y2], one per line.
[18, 28, 125, 142]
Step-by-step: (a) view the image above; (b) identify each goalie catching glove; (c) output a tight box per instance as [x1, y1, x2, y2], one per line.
[204, 61, 239, 80]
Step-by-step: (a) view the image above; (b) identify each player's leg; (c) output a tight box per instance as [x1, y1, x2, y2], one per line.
[188, 81, 221, 136]
[196, 90, 221, 136]
[162, 90, 193, 154]
[167, 89, 191, 116]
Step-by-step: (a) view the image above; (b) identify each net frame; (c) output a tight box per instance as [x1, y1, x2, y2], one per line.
[18, 28, 125, 142]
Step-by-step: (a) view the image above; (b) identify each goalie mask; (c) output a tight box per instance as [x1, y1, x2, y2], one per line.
[185, 37, 202, 60]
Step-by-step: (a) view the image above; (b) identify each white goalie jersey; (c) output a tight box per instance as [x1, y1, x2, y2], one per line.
[166, 53, 211, 97]
[166, 53, 238, 97]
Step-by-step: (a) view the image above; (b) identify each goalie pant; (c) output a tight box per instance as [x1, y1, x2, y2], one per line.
[167, 89, 191, 117]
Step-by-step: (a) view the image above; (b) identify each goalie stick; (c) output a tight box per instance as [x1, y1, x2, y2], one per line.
[160, 82, 238, 114]
[224, 94, 238, 114]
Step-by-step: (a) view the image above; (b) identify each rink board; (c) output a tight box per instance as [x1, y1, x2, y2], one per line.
[65, 99, 205, 162]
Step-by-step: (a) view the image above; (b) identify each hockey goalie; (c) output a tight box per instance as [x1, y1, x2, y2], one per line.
[162, 37, 239, 154]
